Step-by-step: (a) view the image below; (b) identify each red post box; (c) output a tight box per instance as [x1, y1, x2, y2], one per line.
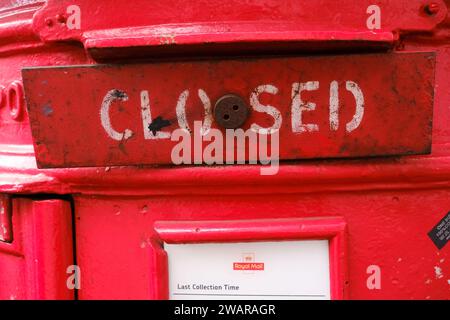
[0, 0, 449, 300]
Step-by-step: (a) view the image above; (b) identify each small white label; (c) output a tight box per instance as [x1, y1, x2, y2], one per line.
[165, 240, 331, 300]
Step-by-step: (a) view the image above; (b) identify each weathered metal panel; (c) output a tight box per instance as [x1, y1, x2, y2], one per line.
[0, 0, 448, 302]
[23, 52, 434, 168]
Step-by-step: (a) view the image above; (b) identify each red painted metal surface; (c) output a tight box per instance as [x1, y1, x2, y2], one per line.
[30, 0, 448, 60]
[0, 199, 74, 299]
[23, 52, 435, 168]
[0, 195, 12, 243]
[154, 218, 346, 244]
[153, 218, 347, 300]
[0, 0, 449, 300]
[74, 194, 450, 300]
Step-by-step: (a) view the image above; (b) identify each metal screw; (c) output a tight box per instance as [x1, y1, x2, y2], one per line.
[56, 14, 66, 23]
[45, 18, 53, 27]
[424, 3, 440, 15]
[214, 94, 250, 129]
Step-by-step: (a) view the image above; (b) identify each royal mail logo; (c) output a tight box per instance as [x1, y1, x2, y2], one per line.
[233, 253, 264, 271]
[233, 262, 265, 271]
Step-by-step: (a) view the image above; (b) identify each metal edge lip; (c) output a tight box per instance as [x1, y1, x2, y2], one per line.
[20, 51, 436, 71]
[0, 144, 35, 156]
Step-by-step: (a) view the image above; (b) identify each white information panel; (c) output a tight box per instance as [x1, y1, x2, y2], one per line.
[165, 240, 331, 300]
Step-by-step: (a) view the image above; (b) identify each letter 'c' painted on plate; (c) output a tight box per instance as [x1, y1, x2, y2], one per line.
[100, 89, 134, 141]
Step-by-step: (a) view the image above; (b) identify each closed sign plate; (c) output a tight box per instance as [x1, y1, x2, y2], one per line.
[22, 52, 435, 168]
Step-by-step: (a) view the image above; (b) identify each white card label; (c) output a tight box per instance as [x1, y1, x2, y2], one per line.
[165, 240, 331, 300]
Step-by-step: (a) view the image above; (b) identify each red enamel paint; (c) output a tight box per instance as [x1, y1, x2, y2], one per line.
[0, 0, 449, 301]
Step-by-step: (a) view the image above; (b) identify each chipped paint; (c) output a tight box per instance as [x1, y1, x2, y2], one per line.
[42, 104, 53, 116]
[139, 237, 153, 249]
[100, 89, 134, 141]
[159, 34, 176, 45]
[140, 205, 149, 214]
[113, 205, 121, 216]
[434, 266, 443, 279]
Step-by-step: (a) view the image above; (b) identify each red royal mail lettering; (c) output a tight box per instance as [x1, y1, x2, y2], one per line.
[233, 262, 265, 271]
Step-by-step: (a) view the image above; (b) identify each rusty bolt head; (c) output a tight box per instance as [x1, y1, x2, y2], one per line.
[214, 94, 250, 129]
[424, 3, 440, 15]
[56, 14, 66, 23]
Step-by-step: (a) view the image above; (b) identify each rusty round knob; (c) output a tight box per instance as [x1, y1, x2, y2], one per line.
[213, 94, 250, 129]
